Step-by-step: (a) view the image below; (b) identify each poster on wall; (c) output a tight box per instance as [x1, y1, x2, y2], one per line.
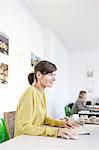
[0, 62, 8, 84]
[31, 52, 41, 72]
[0, 32, 9, 55]
[86, 66, 95, 94]
[86, 66, 94, 78]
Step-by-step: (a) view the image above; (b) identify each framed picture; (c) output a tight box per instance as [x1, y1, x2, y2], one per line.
[86, 66, 94, 78]
[31, 52, 41, 69]
[0, 62, 8, 84]
[0, 32, 9, 55]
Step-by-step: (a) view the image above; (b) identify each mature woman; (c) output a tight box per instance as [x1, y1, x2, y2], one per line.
[14, 60, 77, 139]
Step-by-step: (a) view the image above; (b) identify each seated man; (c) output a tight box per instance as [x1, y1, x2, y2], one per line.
[72, 91, 88, 114]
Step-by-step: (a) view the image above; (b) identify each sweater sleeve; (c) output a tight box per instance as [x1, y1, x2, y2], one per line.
[44, 114, 63, 127]
[22, 125, 58, 137]
[77, 100, 87, 111]
[16, 90, 58, 138]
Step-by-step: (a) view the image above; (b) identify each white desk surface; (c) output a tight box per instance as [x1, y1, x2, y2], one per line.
[78, 110, 99, 115]
[0, 125, 99, 150]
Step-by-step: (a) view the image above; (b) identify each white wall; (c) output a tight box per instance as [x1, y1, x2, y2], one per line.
[0, 0, 68, 118]
[67, 2, 99, 105]
[68, 49, 99, 103]
[0, 0, 44, 117]
[43, 30, 68, 118]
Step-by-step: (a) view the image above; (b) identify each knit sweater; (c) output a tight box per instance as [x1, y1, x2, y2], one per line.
[14, 86, 63, 137]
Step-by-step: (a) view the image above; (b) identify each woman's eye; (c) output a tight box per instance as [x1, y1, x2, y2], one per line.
[48, 73, 52, 76]
[47, 72, 56, 77]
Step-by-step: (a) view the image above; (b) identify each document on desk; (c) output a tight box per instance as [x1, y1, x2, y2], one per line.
[75, 126, 91, 135]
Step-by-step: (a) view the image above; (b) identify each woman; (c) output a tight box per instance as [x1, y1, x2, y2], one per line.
[14, 60, 77, 139]
[72, 91, 88, 114]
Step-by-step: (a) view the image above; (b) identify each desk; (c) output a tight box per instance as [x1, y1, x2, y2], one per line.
[87, 105, 99, 109]
[0, 125, 99, 150]
[78, 110, 99, 117]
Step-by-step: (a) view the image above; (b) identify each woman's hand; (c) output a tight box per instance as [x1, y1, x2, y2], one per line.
[57, 128, 78, 139]
[66, 120, 79, 128]
[60, 119, 79, 129]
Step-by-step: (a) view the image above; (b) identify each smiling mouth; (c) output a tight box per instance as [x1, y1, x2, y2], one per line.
[50, 81, 54, 84]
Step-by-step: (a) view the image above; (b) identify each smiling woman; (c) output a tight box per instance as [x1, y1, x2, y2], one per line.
[14, 60, 78, 140]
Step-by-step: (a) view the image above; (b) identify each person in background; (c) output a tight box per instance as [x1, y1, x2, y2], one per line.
[72, 91, 88, 114]
[14, 60, 78, 139]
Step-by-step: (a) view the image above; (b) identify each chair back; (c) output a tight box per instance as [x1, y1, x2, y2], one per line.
[4, 111, 15, 139]
[67, 103, 74, 109]
[64, 106, 72, 117]
[0, 118, 9, 143]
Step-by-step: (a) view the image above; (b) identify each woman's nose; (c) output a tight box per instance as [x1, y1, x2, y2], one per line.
[52, 76, 56, 81]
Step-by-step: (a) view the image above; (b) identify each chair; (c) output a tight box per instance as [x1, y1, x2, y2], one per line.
[67, 103, 74, 109]
[64, 106, 72, 117]
[3, 111, 16, 139]
[0, 118, 9, 143]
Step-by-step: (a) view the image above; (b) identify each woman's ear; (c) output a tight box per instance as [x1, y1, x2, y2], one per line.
[36, 71, 42, 79]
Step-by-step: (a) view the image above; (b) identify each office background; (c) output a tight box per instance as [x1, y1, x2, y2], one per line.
[0, 0, 98, 119]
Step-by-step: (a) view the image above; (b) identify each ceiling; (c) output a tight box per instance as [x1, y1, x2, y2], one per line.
[22, 0, 98, 51]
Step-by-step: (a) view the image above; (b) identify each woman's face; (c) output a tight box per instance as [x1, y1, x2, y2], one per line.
[39, 71, 56, 88]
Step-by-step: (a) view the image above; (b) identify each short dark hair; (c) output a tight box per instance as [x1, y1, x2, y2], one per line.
[28, 60, 57, 85]
[79, 91, 87, 98]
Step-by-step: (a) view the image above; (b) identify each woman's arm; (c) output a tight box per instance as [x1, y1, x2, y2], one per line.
[77, 100, 87, 110]
[44, 115, 63, 127]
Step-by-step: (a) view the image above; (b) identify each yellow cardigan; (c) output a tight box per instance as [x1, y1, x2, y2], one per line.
[14, 86, 63, 137]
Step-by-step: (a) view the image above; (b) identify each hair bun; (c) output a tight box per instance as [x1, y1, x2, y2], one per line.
[28, 72, 34, 85]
